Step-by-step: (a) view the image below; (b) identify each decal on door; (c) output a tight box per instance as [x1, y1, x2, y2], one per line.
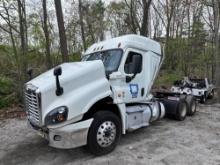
[129, 84, 139, 98]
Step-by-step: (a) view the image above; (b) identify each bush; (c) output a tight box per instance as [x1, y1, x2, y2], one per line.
[0, 77, 17, 109]
[154, 70, 183, 88]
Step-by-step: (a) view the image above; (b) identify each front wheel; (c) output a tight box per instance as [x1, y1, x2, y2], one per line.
[200, 93, 207, 104]
[87, 111, 122, 155]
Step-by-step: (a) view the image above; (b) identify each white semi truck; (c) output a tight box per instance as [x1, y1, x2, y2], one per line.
[24, 35, 196, 155]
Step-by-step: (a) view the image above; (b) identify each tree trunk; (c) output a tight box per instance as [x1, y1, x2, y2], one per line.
[140, 0, 152, 37]
[54, 0, 69, 62]
[213, 0, 220, 102]
[42, 0, 52, 69]
[17, 0, 28, 81]
[78, 0, 86, 51]
[16, 0, 28, 100]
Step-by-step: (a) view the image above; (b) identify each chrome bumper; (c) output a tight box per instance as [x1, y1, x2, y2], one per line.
[28, 118, 93, 149]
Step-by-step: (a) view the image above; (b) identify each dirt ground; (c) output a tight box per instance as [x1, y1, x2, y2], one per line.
[1, 100, 220, 165]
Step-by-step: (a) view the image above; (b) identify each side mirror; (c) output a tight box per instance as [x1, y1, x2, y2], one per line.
[53, 66, 63, 96]
[54, 66, 62, 76]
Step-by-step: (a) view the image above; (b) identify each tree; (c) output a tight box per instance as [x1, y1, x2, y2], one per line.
[140, 0, 152, 36]
[54, 0, 68, 62]
[202, 0, 220, 101]
[124, 0, 152, 36]
[17, 0, 28, 81]
[42, 0, 52, 68]
[106, 1, 130, 36]
[211, 0, 220, 101]
[78, 0, 86, 51]
[0, 0, 18, 63]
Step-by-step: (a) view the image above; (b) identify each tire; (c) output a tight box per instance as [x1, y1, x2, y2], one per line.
[180, 94, 186, 100]
[175, 100, 187, 121]
[200, 92, 207, 104]
[208, 90, 214, 99]
[186, 95, 197, 116]
[87, 111, 122, 155]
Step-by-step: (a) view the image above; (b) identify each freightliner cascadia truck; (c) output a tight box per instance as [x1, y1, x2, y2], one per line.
[24, 35, 196, 155]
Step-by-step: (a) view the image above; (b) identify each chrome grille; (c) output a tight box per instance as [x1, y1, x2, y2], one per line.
[25, 85, 41, 126]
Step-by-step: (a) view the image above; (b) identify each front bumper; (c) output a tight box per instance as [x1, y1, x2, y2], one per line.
[191, 89, 204, 97]
[28, 118, 93, 149]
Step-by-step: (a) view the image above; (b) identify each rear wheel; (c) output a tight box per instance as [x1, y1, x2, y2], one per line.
[87, 111, 122, 155]
[186, 95, 197, 116]
[175, 100, 187, 121]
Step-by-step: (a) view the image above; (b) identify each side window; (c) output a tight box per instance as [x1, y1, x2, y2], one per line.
[124, 52, 142, 74]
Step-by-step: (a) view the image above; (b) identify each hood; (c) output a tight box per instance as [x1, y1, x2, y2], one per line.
[27, 60, 106, 92]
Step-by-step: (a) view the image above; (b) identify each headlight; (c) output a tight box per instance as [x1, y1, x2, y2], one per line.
[45, 106, 68, 125]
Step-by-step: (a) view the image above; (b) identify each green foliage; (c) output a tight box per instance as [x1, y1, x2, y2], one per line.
[28, 13, 45, 49]
[81, 0, 106, 47]
[190, 19, 207, 62]
[69, 52, 81, 62]
[163, 17, 209, 77]
[0, 77, 16, 109]
[0, 45, 18, 76]
[154, 70, 183, 88]
[107, 1, 129, 36]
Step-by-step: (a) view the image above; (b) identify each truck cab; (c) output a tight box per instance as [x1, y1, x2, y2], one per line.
[24, 35, 192, 155]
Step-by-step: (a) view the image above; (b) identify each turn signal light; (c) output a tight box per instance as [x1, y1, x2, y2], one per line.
[57, 113, 65, 122]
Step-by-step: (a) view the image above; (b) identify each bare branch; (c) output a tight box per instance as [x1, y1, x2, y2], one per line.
[152, 2, 166, 27]
[0, 25, 10, 33]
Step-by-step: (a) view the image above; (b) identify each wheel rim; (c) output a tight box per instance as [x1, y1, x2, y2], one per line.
[97, 121, 116, 147]
[181, 104, 187, 117]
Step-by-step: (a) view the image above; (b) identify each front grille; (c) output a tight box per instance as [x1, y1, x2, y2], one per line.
[25, 85, 41, 126]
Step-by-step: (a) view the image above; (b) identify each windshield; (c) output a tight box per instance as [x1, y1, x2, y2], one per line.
[82, 49, 123, 75]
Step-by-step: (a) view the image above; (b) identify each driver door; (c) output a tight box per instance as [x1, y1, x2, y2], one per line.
[119, 49, 145, 103]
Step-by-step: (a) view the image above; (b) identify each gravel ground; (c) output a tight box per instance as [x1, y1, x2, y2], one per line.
[1, 101, 220, 165]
